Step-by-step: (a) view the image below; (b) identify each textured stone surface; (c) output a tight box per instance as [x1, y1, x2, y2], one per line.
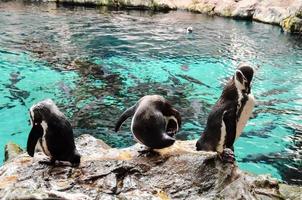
[281, 15, 302, 33]
[51, 0, 302, 33]
[0, 134, 301, 200]
[4, 142, 23, 162]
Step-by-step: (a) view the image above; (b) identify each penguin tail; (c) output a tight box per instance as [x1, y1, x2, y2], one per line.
[115, 105, 136, 132]
[196, 138, 203, 151]
[196, 134, 213, 151]
[153, 133, 175, 149]
[70, 151, 81, 166]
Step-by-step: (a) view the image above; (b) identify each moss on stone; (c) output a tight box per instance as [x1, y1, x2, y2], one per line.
[4, 142, 23, 162]
[281, 16, 302, 33]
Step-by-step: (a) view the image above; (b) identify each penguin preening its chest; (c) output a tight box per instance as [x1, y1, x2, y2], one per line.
[115, 95, 181, 149]
[196, 65, 255, 162]
[27, 99, 81, 166]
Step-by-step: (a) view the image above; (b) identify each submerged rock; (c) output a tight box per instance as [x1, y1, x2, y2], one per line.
[0, 134, 300, 199]
[67, 58, 105, 78]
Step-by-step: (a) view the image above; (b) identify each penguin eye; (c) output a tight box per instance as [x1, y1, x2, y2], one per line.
[243, 77, 247, 83]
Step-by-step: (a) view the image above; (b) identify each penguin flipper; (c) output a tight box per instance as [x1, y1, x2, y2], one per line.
[115, 105, 136, 132]
[27, 125, 43, 157]
[223, 109, 237, 150]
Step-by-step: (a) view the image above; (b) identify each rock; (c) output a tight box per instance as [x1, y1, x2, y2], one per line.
[0, 188, 92, 200]
[49, 0, 302, 33]
[56, 0, 177, 11]
[0, 134, 300, 199]
[214, 0, 236, 18]
[279, 3, 302, 33]
[67, 58, 105, 78]
[187, 0, 215, 15]
[279, 184, 302, 200]
[253, 1, 289, 24]
[231, 0, 257, 19]
[4, 142, 23, 162]
[281, 15, 302, 33]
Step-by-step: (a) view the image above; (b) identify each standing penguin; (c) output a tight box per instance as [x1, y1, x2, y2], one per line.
[196, 65, 255, 163]
[27, 99, 81, 166]
[115, 95, 181, 149]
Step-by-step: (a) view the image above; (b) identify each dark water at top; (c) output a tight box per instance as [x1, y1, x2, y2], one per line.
[0, 1, 301, 185]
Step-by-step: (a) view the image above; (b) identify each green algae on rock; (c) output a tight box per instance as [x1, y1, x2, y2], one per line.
[281, 15, 302, 33]
[4, 142, 23, 162]
[0, 134, 301, 200]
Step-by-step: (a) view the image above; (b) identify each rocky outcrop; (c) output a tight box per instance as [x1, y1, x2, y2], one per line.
[54, 0, 177, 10]
[280, 10, 302, 33]
[0, 134, 301, 200]
[50, 0, 302, 33]
[4, 142, 23, 162]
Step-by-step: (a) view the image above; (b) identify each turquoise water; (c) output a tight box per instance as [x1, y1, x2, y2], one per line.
[0, 2, 301, 184]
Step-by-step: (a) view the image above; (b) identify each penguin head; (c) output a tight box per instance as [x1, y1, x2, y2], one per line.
[29, 99, 64, 126]
[29, 106, 43, 126]
[238, 65, 254, 85]
[235, 65, 254, 94]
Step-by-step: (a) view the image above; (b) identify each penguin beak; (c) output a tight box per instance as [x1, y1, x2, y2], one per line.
[27, 124, 43, 157]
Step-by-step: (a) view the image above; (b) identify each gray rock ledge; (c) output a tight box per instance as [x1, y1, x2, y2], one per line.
[45, 0, 302, 34]
[1, 134, 301, 200]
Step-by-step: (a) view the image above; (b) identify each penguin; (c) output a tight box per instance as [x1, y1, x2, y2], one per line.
[186, 27, 193, 34]
[196, 65, 255, 163]
[115, 95, 181, 149]
[27, 99, 81, 166]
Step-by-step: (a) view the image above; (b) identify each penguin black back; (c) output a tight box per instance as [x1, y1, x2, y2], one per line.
[115, 95, 181, 149]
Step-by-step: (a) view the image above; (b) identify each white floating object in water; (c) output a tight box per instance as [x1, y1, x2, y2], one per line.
[186, 27, 193, 34]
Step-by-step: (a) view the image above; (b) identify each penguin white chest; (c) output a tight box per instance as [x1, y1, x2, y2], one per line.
[236, 94, 255, 139]
[217, 111, 227, 153]
[40, 121, 51, 157]
[130, 113, 144, 145]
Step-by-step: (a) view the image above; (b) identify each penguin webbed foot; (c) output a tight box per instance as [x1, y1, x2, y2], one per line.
[138, 148, 160, 157]
[220, 148, 235, 164]
[39, 158, 78, 167]
[70, 153, 81, 167]
[39, 158, 56, 166]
